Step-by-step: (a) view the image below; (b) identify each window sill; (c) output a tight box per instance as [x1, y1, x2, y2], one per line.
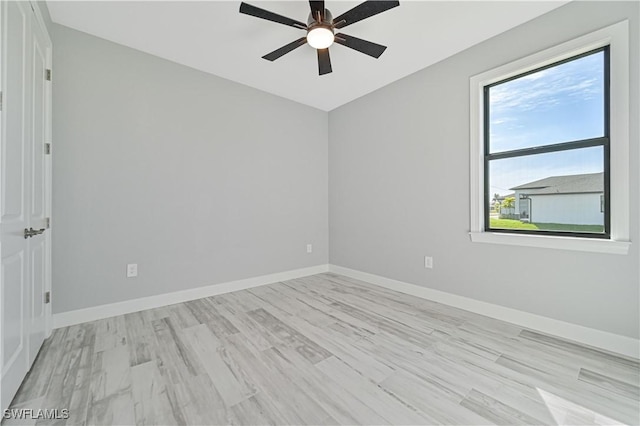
[469, 232, 630, 255]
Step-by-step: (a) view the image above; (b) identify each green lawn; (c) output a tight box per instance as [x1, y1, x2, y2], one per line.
[489, 218, 604, 233]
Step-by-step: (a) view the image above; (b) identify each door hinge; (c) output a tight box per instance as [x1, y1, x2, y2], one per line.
[45, 69, 52, 81]
[0, 91, 3, 111]
[45, 291, 51, 304]
[45, 217, 50, 229]
[45, 143, 51, 155]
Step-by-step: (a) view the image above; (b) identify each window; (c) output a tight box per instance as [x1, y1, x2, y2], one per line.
[470, 21, 630, 254]
[485, 48, 609, 238]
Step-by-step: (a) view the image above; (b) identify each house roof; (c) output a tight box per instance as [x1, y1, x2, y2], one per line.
[510, 172, 603, 195]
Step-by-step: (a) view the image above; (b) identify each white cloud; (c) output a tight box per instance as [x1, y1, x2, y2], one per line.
[489, 52, 603, 115]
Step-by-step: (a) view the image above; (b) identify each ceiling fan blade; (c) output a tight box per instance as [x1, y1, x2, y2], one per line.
[333, 1, 399, 29]
[317, 48, 332, 75]
[239, 2, 307, 29]
[334, 33, 387, 58]
[309, 1, 325, 21]
[262, 37, 308, 61]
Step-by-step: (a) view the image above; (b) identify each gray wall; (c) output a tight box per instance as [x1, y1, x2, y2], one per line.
[52, 25, 328, 314]
[329, 1, 639, 339]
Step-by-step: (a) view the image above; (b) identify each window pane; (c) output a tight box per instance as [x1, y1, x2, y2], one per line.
[488, 146, 604, 233]
[488, 50, 605, 153]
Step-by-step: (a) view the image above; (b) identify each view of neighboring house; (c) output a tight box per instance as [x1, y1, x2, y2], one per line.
[509, 172, 604, 225]
[493, 193, 514, 207]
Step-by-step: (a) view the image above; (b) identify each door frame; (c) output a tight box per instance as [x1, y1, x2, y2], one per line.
[29, 1, 52, 339]
[39, 5, 51, 339]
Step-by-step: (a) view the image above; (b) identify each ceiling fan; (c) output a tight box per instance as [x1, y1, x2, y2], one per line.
[239, 1, 400, 75]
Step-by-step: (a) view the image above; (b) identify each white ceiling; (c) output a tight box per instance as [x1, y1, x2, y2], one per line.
[47, 1, 569, 111]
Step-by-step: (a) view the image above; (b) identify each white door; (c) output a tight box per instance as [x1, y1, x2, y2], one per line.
[0, 1, 51, 411]
[1, 0, 32, 412]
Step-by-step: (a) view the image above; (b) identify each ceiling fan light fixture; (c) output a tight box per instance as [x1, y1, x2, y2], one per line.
[307, 27, 334, 49]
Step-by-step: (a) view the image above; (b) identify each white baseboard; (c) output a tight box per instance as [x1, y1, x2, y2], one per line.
[53, 264, 329, 329]
[329, 264, 640, 359]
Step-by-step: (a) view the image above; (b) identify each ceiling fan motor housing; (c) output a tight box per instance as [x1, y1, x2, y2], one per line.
[307, 9, 333, 30]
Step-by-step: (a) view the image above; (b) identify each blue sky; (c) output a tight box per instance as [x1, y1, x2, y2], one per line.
[488, 51, 605, 196]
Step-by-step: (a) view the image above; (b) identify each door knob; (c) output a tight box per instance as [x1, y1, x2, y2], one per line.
[24, 227, 46, 239]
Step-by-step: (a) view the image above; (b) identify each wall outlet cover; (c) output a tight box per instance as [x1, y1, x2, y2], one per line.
[127, 263, 138, 278]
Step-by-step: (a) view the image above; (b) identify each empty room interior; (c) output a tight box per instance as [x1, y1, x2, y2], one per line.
[1, 0, 639, 424]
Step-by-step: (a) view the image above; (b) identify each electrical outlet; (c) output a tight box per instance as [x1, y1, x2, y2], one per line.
[424, 256, 433, 269]
[127, 263, 138, 278]
[306, 244, 313, 253]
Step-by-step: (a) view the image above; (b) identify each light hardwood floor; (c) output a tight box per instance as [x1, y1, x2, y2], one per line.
[6, 273, 640, 425]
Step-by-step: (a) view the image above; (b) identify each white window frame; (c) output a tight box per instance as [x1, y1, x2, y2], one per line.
[469, 21, 630, 255]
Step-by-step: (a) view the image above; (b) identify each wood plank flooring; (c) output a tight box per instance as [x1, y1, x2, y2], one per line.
[6, 273, 640, 425]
